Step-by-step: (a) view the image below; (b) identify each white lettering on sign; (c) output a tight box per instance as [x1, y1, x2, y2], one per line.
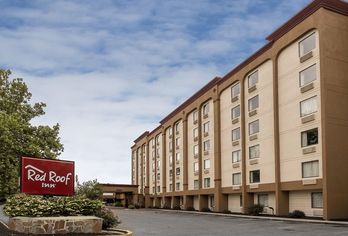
[25, 164, 72, 186]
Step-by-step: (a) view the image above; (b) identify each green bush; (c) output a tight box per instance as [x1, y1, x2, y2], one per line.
[247, 204, 264, 215]
[128, 204, 135, 209]
[289, 210, 306, 218]
[4, 194, 103, 217]
[96, 207, 119, 230]
[185, 206, 195, 211]
[114, 202, 123, 207]
[201, 207, 211, 212]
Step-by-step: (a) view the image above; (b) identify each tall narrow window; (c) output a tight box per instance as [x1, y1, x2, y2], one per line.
[250, 170, 260, 183]
[301, 128, 318, 147]
[232, 173, 241, 185]
[193, 110, 198, 122]
[249, 120, 259, 135]
[300, 64, 316, 87]
[176, 167, 180, 176]
[203, 103, 209, 116]
[231, 105, 240, 119]
[248, 71, 258, 88]
[193, 128, 198, 139]
[194, 180, 199, 189]
[232, 150, 241, 163]
[193, 145, 199, 156]
[176, 153, 180, 162]
[231, 83, 240, 98]
[203, 122, 210, 134]
[176, 182, 180, 191]
[193, 162, 199, 172]
[311, 192, 323, 208]
[203, 140, 210, 152]
[204, 159, 210, 169]
[300, 96, 317, 117]
[176, 137, 180, 147]
[302, 160, 319, 178]
[248, 95, 259, 111]
[299, 33, 316, 57]
[258, 194, 269, 207]
[204, 178, 210, 188]
[175, 122, 180, 133]
[232, 128, 240, 141]
[249, 145, 260, 159]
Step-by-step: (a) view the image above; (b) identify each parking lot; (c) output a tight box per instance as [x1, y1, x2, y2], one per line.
[117, 209, 348, 236]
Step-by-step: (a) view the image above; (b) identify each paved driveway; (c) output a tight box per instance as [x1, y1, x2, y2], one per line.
[116, 209, 348, 236]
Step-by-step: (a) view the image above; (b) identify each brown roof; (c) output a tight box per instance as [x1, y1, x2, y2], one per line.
[133, 131, 149, 143]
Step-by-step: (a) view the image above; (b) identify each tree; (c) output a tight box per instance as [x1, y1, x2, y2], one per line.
[77, 179, 102, 200]
[0, 69, 64, 200]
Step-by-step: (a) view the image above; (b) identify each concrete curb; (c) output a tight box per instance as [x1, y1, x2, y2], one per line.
[0, 219, 8, 229]
[147, 209, 348, 226]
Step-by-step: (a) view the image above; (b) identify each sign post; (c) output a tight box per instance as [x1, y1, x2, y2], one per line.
[21, 156, 75, 196]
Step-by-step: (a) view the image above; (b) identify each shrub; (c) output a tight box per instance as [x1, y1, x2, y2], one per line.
[96, 207, 119, 230]
[289, 210, 306, 218]
[185, 206, 195, 211]
[128, 204, 135, 209]
[114, 202, 123, 207]
[222, 210, 232, 214]
[4, 194, 103, 217]
[134, 203, 140, 209]
[201, 207, 211, 212]
[247, 204, 264, 215]
[172, 206, 181, 210]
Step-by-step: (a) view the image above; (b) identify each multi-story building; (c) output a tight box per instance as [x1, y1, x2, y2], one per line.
[131, 0, 348, 220]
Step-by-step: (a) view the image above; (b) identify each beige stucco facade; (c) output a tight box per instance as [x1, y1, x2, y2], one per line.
[131, 0, 348, 220]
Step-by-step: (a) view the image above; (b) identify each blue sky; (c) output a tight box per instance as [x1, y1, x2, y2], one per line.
[0, 0, 311, 184]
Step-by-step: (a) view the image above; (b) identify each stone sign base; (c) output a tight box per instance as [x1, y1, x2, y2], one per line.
[8, 216, 102, 234]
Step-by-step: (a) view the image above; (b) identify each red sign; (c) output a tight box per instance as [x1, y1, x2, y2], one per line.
[21, 156, 75, 196]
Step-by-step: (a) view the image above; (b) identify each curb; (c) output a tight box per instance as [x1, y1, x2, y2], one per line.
[143, 209, 348, 226]
[0, 219, 8, 229]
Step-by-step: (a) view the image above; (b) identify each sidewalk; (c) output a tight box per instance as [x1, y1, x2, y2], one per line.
[156, 208, 348, 226]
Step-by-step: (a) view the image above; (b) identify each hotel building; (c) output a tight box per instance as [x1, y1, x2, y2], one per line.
[131, 0, 348, 220]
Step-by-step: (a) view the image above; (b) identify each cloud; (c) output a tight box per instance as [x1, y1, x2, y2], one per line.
[1, 0, 310, 183]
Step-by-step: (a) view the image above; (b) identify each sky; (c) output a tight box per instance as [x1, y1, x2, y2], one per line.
[0, 0, 312, 184]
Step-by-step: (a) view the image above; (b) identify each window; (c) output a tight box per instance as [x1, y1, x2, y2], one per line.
[175, 122, 180, 133]
[157, 173, 160, 179]
[203, 122, 210, 134]
[258, 194, 269, 207]
[193, 110, 198, 122]
[204, 178, 210, 188]
[152, 187, 155, 193]
[231, 105, 240, 119]
[193, 145, 199, 156]
[301, 128, 318, 147]
[169, 155, 173, 164]
[232, 150, 241, 163]
[311, 192, 323, 208]
[193, 128, 198, 139]
[249, 145, 260, 159]
[248, 95, 259, 111]
[176, 153, 180, 162]
[302, 160, 319, 178]
[250, 170, 260, 183]
[204, 159, 210, 169]
[232, 173, 241, 185]
[248, 71, 258, 88]
[176, 167, 180, 176]
[156, 135, 160, 145]
[300, 96, 317, 117]
[194, 180, 199, 190]
[193, 162, 199, 172]
[176, 182, 180, 191]
[203, 140, 210, 152]
[240, 195, 243, 207]
[203, 103, 209, 116]
[157, 186, 160, 192]
[232, 128, 240, 141]
[249, 120, 259, 135]
[169, 142, 172, 151]
[231, 83, 240, 98]
[176, 137, 180, 147]
[300, 64, 316, 87]
[157, 160, 161, 167]
[169, 169, 173, 177]
[299, 33, 316, 57]
[168, 128, 172, 136]
[169, 184, 173, 191]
